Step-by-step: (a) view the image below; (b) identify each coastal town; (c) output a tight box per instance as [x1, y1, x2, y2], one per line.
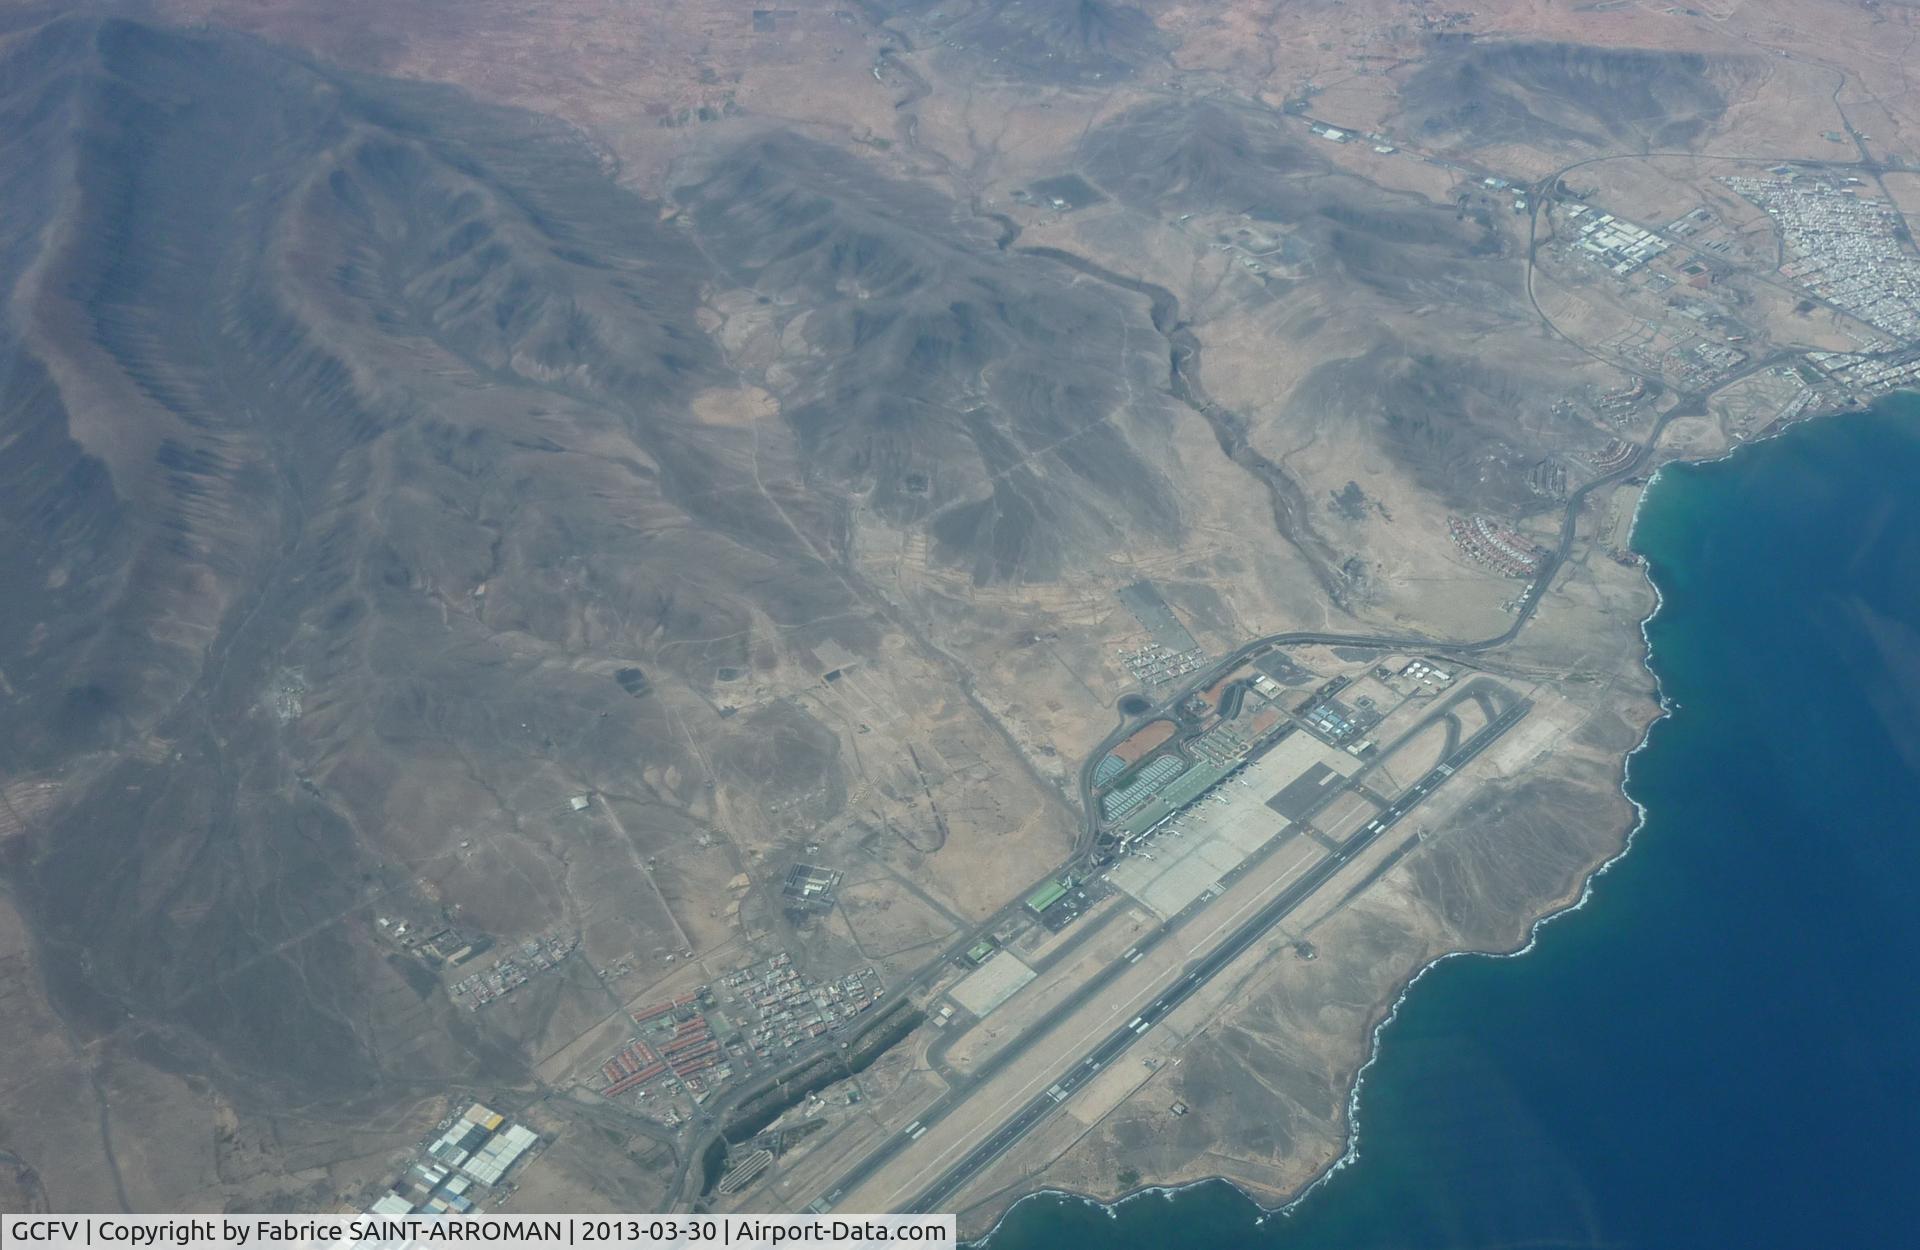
[9, 0, 1920, 1235]
[346, 107, 1920, 1225]
[356, 115, 1920, 1224]
[1727, 174, 1920, 342]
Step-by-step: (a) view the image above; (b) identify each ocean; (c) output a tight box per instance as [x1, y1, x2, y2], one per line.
[979, 392, 1920, 1248]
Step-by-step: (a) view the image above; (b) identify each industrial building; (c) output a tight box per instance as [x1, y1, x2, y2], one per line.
[782, 863, 842, 910]
[366, 1103, 537, 1213]
[424, 1103, 539, 1187]
[1024, 878, 1069, 916]
[1563, 204, 1670, 275]
[461, 1124, 539, 1187]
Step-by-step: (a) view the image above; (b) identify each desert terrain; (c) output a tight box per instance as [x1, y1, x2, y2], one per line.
[1, 0, 1916, 1225]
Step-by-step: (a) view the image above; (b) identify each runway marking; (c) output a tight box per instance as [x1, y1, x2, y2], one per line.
[1189, 844, 1322, 952]
[866, 842, 1328, 1207]
[859, 701, 1535, 1211]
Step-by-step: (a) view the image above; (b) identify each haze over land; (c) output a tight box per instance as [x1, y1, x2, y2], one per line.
[1, 0, 1917, 1224]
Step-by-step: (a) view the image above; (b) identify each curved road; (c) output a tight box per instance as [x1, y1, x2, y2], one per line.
[671, 49, 1900, 1208]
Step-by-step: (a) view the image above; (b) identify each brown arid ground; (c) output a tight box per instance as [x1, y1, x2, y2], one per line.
[1, 0, 1916, 1220]
[939, 557, 1662, 1232]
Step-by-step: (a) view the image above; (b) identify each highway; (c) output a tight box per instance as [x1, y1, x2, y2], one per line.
[811, 688, 1416, 1210]
[688, 113, 1721, 1197]
[680, 106, 1756, 1205]
[814, 693, 1528, 1214]
[778, 95, 1891, 1219]
[904, 695, 1527, 1213]
[646, 75, 1893, 1212]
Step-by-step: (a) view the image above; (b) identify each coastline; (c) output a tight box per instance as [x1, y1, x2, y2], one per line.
[964, 394, 1871, 1244]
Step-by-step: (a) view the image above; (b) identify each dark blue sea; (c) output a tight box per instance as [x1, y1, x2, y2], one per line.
[980, 393, 1920, 1248]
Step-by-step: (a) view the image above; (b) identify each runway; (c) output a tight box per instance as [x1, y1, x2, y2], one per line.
[905, 697, 1527, 1213]
[813, 693, 1529, 1214]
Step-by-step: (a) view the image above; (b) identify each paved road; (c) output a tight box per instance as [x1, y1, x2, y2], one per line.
[901, 696, 1529, 1213]
[686, 117, 1749, 1207]
[812, 693, 1526, 1214]
[684, 107, 1888, 1210]
[812, 696, 1405, 1211]
[853, 111, 1895, 1217]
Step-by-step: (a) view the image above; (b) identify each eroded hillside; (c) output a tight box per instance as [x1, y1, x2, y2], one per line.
[2, 0, 1914, 1219]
